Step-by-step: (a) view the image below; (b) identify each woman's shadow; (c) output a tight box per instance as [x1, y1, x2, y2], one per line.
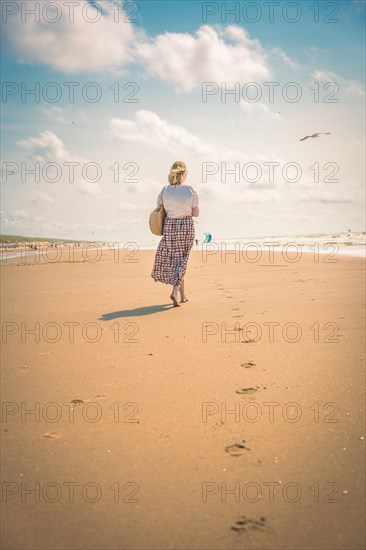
[99, 304, 173, 320]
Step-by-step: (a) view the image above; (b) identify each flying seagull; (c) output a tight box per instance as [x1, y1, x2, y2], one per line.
[300, 132, 330, 141]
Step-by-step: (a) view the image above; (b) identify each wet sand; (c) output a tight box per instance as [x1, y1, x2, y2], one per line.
[1, 248, 365, 549]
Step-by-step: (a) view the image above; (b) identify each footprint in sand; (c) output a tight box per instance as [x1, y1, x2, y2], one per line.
[225, 440, 251, 456]
[236, 385, 266, 395]
[69, 395, 106, 405]
[241, 361, 256, 368]
[43, 431, 62, 439]
[242, 338, 256, 343]
[231, 516, 267, 533]
[69, 399, 84, 405]
[18, 365, 29, 373]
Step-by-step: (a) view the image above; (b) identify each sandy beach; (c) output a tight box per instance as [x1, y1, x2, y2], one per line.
[1, 248, 365, 550]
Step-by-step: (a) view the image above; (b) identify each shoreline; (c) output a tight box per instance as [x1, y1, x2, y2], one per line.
[1, 243, 365, 262]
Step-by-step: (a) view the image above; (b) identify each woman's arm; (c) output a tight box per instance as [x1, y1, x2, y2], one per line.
[191, 188, 199, 217]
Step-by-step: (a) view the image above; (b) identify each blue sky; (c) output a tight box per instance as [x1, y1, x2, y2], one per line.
[1, 0, 365, 242]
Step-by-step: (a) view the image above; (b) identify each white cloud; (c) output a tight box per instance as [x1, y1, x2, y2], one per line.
[1, 0, 135, 73]
[117, 202, 150, 211]
[198, 180, 280, 203]
[30, 190, 54, 203]
[349, 139, 365, 148]
[1, 217, 21, 228]
[135, 24, 271, 92]
[40, 106, 87, 125]
[110, 110, 216, 155]
[40, 106, 68, 124]
[18, 130, 107, 197]
[343, 80, 366, 97]
[69, 221, 120, 233]
[271, 47, 299, 69]
[312, 70, 365, 97]
[18, 130, 85, 163]
[10, 210, 28, 219]
[296, 191, 355, 204]
[2, 2, 272, 92]
[240, 101, 281, 120]
[77, 180, 107, 196]
[110, 110, 285, 172]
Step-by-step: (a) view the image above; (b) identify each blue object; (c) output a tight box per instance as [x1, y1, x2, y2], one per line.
[203, 233, 212, 243]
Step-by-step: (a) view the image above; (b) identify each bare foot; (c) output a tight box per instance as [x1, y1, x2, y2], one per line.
[180, 295, 188, 303]
[170, 293, 180, 307]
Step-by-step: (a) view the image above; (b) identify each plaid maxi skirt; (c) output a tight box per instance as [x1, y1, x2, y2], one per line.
[151, 216, 195, 286]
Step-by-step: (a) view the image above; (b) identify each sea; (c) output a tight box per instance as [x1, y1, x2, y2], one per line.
[1, 231, 365, 261]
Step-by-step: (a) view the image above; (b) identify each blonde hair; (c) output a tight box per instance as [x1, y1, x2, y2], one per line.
[168, 160, 187, 185]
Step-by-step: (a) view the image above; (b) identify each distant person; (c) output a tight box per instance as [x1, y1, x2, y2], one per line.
[151, 161, 199, 307]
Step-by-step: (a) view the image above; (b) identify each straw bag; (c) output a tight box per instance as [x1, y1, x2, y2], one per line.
[149, 186, 167, 236]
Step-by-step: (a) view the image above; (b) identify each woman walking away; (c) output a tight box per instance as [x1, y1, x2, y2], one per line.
[151, 161, 200, 307]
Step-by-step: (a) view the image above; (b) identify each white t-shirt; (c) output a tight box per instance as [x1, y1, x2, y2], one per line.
[157, 184, 199, 218]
